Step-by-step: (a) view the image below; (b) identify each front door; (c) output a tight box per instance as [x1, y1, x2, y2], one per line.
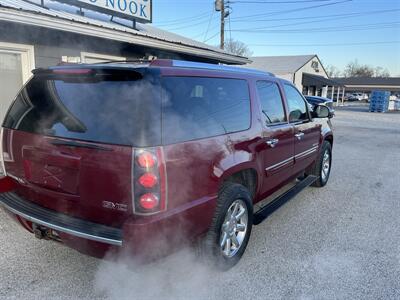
[256, 80, 295, 198]
[283, 83, 321, 174]
[0, 43, 34, 124]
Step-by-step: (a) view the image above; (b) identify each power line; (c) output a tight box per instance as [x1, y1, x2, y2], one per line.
[231, 0, 336, 3]
[231, 21, 400, 33]
[163, 18, 213, 31]
[230, 0, 352, 20]
[182, 7, 399, 40]
[234, 9, 400, 31]
[203, 9, 216, 42]
[204, 31, 220, 42]
[241, 15, 353, 31]
[154, 11, 210, 26]
[248, 41, 400, 47]
[230, 8, 400, 23]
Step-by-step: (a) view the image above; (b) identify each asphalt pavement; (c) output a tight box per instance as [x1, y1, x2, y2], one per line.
[1, 105, 399, 300]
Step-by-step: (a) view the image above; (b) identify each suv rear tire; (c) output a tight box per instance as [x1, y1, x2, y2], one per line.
[199, 182, 253, 270]
[308, 140, 332, 187]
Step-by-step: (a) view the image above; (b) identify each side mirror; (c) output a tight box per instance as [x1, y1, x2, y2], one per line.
[312, 105, 333, 119]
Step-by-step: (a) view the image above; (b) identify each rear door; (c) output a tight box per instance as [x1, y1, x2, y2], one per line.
[256, 80, 294, 197]
[282, 83, 321, 174]
[2, 68, 161, 226]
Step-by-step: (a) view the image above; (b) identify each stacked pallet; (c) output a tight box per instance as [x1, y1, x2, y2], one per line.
[389, 99, 400, 111]
[396, 101, 400, 110]
[369, 90, 390, 112]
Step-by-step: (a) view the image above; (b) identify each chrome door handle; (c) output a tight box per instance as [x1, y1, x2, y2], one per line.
[266, 138, 279, 147]
[295, 132, 305, 140]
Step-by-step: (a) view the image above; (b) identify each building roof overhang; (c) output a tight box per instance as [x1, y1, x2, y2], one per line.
[302, 73, 343, 88]
[0, 1, 250, 65]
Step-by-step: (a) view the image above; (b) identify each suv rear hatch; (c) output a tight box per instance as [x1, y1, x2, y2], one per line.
[2, 66, 161, 226]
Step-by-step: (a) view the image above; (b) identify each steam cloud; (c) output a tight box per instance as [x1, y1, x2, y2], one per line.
[94, 248, 220, 300]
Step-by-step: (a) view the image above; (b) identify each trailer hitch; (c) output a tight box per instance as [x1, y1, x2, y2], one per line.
[32, 224, 62, 242]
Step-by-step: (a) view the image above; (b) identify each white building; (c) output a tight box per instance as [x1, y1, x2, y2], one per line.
[247, 54, 343, 99]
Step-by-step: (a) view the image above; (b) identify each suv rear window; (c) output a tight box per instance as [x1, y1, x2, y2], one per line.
[162, 77, 251, 144]
[3, 74, 161, 147]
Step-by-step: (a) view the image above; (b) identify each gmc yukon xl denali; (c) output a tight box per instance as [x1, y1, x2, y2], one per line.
[0, 60, 333, 269]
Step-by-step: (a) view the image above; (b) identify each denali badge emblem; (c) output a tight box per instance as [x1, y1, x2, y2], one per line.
[102, 201, 128, 212]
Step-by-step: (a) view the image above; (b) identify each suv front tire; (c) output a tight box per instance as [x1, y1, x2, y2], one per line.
[308, 140, 332, 187]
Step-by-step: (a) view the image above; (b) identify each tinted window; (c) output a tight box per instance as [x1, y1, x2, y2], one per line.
[162, 77, 250, 144]
[283, 84, 309, 122]
[256, 81, 286, 124]
[3, 74, 161, 146]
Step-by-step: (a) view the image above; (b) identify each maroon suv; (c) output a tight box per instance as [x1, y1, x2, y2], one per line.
[0, 59, 333, 269]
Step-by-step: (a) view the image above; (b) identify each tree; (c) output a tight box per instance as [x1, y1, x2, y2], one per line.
[223, 38, 253, 57]
[374, 66, 390, 78]
[325, 64, 341, 77]
[343, 60, 375, 77]
[325, 61, 391, 78]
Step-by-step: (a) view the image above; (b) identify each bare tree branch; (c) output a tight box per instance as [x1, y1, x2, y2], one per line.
[223, 39, 253, 57]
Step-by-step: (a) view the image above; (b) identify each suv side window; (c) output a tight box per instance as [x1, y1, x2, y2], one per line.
[162, 77, 251, 144]
[283, 84, 309, 123]
[256, 81, 286, 125]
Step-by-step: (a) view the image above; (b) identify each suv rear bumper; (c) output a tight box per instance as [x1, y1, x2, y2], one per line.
[0, 191, 217, 259]
[0, 192, 122, 246]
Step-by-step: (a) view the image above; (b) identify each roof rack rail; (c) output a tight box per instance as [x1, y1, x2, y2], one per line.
[67, 58, 274, 76]
[170, 60, 275, 77]
[87, 59, 151, 65]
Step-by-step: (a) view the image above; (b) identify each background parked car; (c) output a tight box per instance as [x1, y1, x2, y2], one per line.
[347, 93, 368, 101]
[305, 95, 334, 113]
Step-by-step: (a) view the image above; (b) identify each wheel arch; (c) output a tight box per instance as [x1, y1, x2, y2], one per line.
[324, 134, 334, 148]
[219, 164, 259, 200]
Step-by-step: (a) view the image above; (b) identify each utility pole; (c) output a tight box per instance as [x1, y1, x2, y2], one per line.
[220, 1, 225, 50]
[215, 0, 229, 50]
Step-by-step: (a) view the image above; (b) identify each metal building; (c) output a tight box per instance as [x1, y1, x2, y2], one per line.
[333, 77, 400, 94]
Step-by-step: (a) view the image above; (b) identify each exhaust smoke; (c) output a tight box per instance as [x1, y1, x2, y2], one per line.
[94, 248, 220, 300]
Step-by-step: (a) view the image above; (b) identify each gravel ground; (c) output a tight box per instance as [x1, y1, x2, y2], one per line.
[1, 106, 399, 300]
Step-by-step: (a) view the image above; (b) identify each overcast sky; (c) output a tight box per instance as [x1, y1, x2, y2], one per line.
[153, 0, 400, 76]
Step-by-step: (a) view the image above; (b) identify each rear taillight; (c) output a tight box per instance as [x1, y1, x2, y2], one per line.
[138, 173, 158, 188]
[137, 152, 156, 169]
[132, 148, 167, 215]
[139, 193, 159, 210]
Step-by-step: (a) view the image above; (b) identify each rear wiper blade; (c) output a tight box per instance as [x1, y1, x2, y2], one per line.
[48, 139, 113, 151]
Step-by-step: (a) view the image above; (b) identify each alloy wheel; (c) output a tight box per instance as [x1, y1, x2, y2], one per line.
[219, 199, 248, 258]
[321, 149, 331, 182]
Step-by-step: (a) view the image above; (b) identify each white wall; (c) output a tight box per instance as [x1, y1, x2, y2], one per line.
[273, 72, 294, 83]
[294, 56, 328, 91]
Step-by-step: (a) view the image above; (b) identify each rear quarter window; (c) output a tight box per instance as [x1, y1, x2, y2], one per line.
[161, 77, 251, 144]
